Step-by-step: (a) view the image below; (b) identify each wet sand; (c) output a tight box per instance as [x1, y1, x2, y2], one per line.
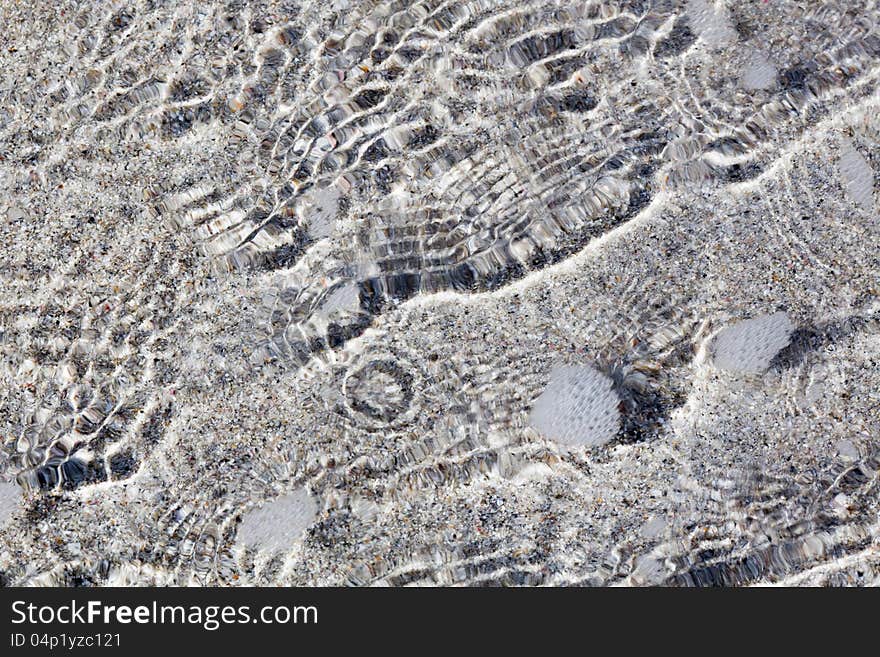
[0, 0, 878, 586]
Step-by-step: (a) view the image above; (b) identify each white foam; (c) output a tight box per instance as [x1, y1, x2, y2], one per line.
[839, 139, 875, 212]
[740, 52, 777, 91]
[529, 365, 621, 447]
[0, 481, 22, 527]
[686, 0, 738, 49]
[711, 312, 794, 373]
[641, 516, 667, 539]
[5, 206, 28, 222]
[836, 440, 860, 461]
[236, 487, 317, 553]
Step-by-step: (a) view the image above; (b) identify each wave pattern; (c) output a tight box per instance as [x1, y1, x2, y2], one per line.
[0, 0, 879, 586]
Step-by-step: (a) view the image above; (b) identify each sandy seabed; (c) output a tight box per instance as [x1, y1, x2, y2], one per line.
[0, 0, 879, 586]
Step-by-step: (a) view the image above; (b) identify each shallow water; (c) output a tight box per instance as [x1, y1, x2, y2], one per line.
[0, 0, 879, 586]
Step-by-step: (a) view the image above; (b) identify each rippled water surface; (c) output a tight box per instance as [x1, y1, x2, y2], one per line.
[0, 0, 879, 586]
